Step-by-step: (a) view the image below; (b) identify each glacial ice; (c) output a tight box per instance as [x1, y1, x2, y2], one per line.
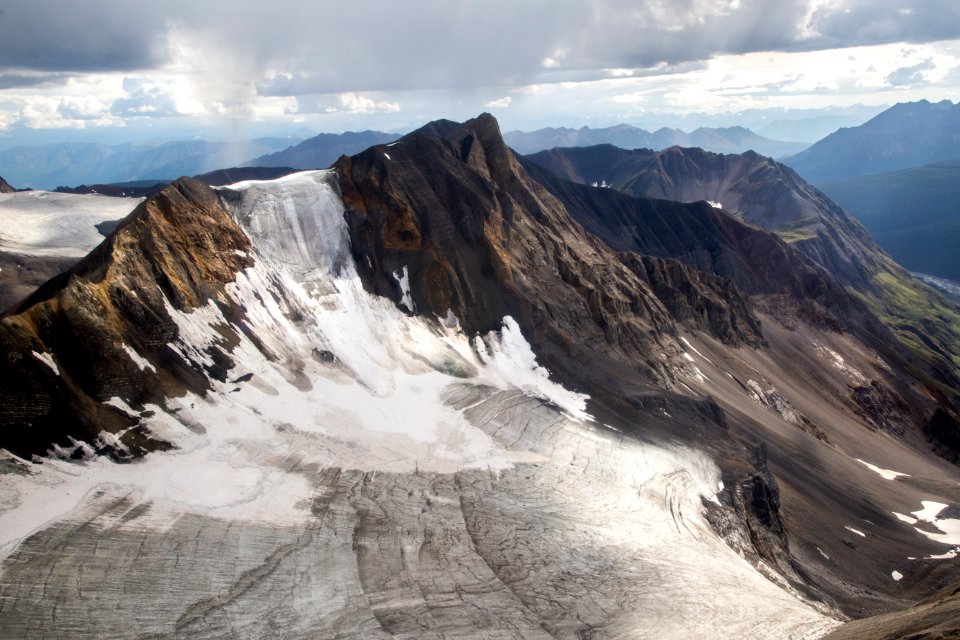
[0, 170, 840, 639]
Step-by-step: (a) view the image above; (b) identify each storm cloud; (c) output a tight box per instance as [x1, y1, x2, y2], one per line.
[0, 0, 170, 72]
[2, 0, 959, 94]
[0, 0, 959, 138]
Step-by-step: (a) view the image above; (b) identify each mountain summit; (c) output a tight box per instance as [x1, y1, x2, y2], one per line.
[503, 123, 808, 157]
[1, 114, 960, 639]
[783, 99, 960, 183]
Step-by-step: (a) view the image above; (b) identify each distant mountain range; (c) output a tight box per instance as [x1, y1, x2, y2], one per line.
[503, 124, 809, 158]
[246, 130, 401, 168]
[0, 138, 299, 190]
[783, 100, 960, 184]
[4, 115, 960, 640]
[525, 143, 960, 379]
[820, 159, 960, 282]
[54, 166, 301, 199]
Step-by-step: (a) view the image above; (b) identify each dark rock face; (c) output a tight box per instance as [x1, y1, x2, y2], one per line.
[521, 155, 894, 344]
[619, 253, 763, 347]
[0, 253, 78, 313]
[0, 176, 14, 193]
[924, 408, 960, 465]
[524, 143, 960, 405]
[0, 178, 252, 459]
[336, 114, 766, 389]
[525, 144, 881, 290]
[850, 381, 912, 436]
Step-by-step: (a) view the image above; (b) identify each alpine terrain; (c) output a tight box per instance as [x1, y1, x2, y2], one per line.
[503, 123, 809, 157]
[1, 114, 959, 639]
[782, 99, 960, 184]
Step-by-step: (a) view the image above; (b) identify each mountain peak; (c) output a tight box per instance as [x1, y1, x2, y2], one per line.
[0, 175, 14, 193]
[409, 112, 503, 144]
[0, 176, 256, 458]
[785, 99, 960, 182]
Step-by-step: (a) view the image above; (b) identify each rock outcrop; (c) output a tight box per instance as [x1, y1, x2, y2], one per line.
[337, 114, 764, 388]
[0, 178, 252, 458]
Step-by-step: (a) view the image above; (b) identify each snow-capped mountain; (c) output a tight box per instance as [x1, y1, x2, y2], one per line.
[1, 114, 959, 639]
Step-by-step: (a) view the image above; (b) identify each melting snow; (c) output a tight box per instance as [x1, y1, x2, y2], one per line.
[393, 265, 414, 312]
[473, 316, 592, 422]
[121, 343, 156, 373]
[844, 526, 866, 537]
[680, 337, 714, 364]
[893, 500, 960, 559]
[913, 500, 949, 522]
[855, 458, 909, 480]
[813, 343, 868, 384]
[31, 351, 59, 376]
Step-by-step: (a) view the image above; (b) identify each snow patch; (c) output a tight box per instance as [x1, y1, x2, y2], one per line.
[680, 337, 714, 364]
[32, 351, 59, 376]
[475, 316, 592, 422]
[393, 266, 414, 312]
[855, 458, 909, 480]
[122, 343, 156, 373]
[844, 526, 866, 537]
[746, 379, 801, 424]
[813, 343, 868, 384]
[891, 570, 903, 581]
[707, 200, 723, 209]
[913, 500, 950, 522]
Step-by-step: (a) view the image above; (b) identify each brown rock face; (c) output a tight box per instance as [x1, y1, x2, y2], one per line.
[0, 178, 252, 459]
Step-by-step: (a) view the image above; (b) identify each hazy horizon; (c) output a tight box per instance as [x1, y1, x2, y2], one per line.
[1, 1, 958, 147]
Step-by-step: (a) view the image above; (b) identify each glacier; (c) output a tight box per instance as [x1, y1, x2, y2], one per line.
[0, 190, 141, 258]
[0, 170, 841, 638]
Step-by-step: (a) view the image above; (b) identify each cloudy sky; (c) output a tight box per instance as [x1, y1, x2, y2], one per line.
[1, 0, 959, 144]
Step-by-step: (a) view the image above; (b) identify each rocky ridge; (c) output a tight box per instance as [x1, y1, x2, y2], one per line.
[1, 114, 960, 637]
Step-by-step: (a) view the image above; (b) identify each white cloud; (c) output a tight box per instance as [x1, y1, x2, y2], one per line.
[337, 92, 401, 113]
[542, 49, 567, 69]
[57, 96, 109, 120]
[485, 96, 512, 108]
[111, 77, 206, 118]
